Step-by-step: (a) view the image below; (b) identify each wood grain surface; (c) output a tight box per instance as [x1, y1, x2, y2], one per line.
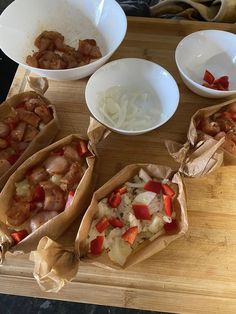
[1, 17, 236, 314]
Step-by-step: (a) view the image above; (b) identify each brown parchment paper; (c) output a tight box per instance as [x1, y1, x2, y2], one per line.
[0, 134, 95, 263]
[165, 98, 236, 175]
[30, 163, 188, 292]
[0, 78, 59, 190]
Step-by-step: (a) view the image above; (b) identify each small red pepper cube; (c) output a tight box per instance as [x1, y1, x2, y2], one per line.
[65, 191, 75, 208]
[114, 186, 127, 195]
[90, 236, 104, 255]
[11, 229, 29, 244]
[77, 140, 89, 157]
[132, 204, 151, 220]
[164, 219, 178, 234]
[161, 183, 175, 197]
[7, 153, 20, 165]
[122, 226, 138, 245]
[108, 192, 121, 208]
[32, 185, 45, 202]
[163, 194, 172, 217]
[203, 70, 215, 85]
[215, 76, 229, 90]
[109, 218, 124, 228]
[222, 111, 232, 119]
[95, 216, 110, 233]
[144, 180, 162, 194]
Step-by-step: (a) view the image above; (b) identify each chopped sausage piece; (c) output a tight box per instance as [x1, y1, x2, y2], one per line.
[34, 105, 52, 124]
[44, 155, 69, 175]
[0, 139, 8, 149]
[11, 122, 27, 142]
[60, 162, 84, 191]
[40, 181, 66, 212]
[63, 145, 80, 162]
[0, 122, 10, 138]
[15, 109, 41, 127]
[28, 166, 49, 184]
[6, 202, 31, 226]
[198, 117, 220, 136]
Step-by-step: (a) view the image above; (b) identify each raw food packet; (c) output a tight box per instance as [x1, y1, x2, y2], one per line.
[30, 163, 188, 292]
[0, 77, 59, 190]
[0, 119, 107, 263]
[166, 99, 236, 175]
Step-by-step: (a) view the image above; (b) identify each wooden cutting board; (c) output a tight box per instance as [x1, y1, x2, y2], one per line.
[1, 17, 236, 314]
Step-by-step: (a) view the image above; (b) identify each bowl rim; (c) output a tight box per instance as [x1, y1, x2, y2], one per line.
[85, 57, 180, 135]
[0, 0, 127, 73]
[175, 29, 236, 95]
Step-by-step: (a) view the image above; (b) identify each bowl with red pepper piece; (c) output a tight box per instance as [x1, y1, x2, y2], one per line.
[78, 165, 188, 268]
[0, 91, 59, 190]
[195, 100, 236, 157]
[175, 30, 236, 98]
[0, 136, 93, 250]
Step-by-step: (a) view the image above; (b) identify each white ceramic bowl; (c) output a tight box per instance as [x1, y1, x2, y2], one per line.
[0, 0, 127, 81]
[85, 58, 179, 135]
[175, 30, 236, 98]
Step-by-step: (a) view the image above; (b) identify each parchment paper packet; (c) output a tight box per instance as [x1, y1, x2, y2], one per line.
[0, 77, 59, 190]
[30, 163, 188, 292]
[0, 130, 100, 263]
[165, 98, 236, 175]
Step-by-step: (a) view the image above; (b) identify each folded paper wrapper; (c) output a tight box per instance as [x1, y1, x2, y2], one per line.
[0, 77, 60, 191]
[150, 0, 236, 22]
[165, 98, 236, 176]
[0, 114, 108, 263]
[30, 163, 188, 292]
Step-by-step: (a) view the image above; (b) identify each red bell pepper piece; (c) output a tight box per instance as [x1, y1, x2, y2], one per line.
[161, 183, 175, 197]
[214, 76, 229, 90]
[95, 216, 110, 233]
[90, 236, 104, 255]
[65, 191, 75, 208]
[203, 70, 215, 85]
[164, 219, 178, 234]
[144, 180, 162, 194]
[122, 226, 138, 245]
[7, 153, 20, 165]
[108, 192, 121, 208]
[32, 185, 45, 202]
[132, 204, 151, 220]
[114, 186, 127, 195]
[77, 140, 89, 157]
[109, 218, 124, 228]
[163, 194, 172, 217]
[11, 229, 29, 244]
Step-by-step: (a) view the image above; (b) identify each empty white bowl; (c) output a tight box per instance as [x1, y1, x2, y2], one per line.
[85, 58, 179, 135]
[175, 30, 236, 98]
[0, 0, 127, 81]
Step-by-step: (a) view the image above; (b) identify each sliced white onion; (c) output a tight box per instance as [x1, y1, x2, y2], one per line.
[139, 168, 151, 182]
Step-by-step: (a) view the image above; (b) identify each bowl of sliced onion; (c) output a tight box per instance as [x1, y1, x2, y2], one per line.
[85, 58, 179, 135]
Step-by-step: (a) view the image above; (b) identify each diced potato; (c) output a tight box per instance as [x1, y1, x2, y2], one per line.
[15, 179, 31, 197]
[148, 214, 164, 234]
[108, 237, 132, 266]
